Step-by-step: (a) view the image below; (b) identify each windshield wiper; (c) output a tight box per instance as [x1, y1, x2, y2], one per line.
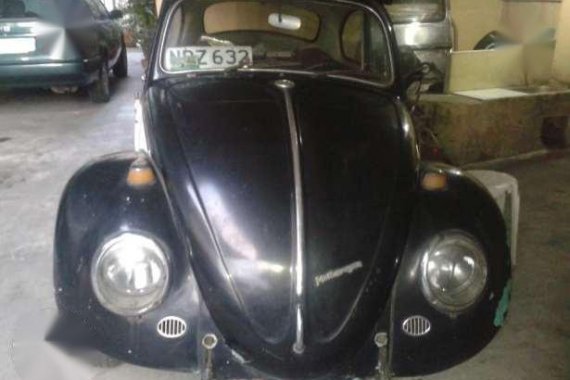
[315, 69, 372, 78]
[221, 61, 296, 73]
[181, 62, 252, 78]
[222, 62, 252, 74]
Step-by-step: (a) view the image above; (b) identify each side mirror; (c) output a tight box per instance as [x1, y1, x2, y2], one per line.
[109, 9, 123, 19]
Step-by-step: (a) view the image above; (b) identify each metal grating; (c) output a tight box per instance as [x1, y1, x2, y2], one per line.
[402, 315, 431, 337]
[157, 316, 188, 339]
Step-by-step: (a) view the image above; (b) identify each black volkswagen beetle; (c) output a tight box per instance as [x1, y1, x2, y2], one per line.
[51, 0, 512, 379]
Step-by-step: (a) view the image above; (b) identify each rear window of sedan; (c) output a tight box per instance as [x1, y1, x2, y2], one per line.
[0, 0, 99, 22]
[0, 0, 103, 24]
[0, 0, 60, 20]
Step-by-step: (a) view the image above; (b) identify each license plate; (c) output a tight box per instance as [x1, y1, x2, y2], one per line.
[0, 38, 36, 54]
[165, 46, 253, 71]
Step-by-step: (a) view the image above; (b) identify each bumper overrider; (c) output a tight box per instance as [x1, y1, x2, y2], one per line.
[51, 153, 511, 379]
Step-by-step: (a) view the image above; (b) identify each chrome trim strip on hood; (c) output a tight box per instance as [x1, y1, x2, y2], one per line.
[275, 79, 305, 354]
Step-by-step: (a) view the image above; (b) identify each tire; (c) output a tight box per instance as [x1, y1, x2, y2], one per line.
[113, 40, 128, 78]
[88, 60, 111, 103]
[474, 31, 512, 50]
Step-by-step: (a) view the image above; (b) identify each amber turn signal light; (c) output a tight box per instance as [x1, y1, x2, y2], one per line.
[127, 157, 156, 187]
[421, 172, 447, 191]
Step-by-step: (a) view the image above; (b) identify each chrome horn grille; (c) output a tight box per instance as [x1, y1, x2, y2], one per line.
[157, 316, 187, 339]
[402, 315, 431, 337]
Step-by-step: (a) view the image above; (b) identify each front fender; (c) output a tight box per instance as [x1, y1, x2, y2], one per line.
[390, 163, 512, 376]
[53, 152, 200, 369]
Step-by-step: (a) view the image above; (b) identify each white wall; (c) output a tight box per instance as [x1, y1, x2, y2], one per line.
[552, 0, 570, 83]
[450, 0, 562, 51]
[103, 0, 128, 11]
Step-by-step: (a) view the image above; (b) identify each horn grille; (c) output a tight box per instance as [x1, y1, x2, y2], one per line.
[157, 316, 187, 339]
[402, 315, 431, 337]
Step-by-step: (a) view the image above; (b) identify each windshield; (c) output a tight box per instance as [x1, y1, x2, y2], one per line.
[160, 0, 393, 85]
[385, 0, 445, 24]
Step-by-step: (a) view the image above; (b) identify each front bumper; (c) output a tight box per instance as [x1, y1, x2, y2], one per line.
[0, 59, 99, 88]
[49, 302, 380, 380]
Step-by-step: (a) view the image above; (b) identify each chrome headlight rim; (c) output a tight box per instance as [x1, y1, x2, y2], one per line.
[420, 230, 488, 314]
[91, 232, 170, 317]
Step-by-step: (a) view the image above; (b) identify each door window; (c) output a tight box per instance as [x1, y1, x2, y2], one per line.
[341, 11, 362, 62]
[66, 0, 95, 21]
[84, 0, 108, 19]
[341, 10, 391, 78]
[92, 0, 109, 19]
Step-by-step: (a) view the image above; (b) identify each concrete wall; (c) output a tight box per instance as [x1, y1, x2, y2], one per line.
[451, 0, 561, 51]
[500, 1, 561, 42]
[419, 92, 570, 165]
[448, 0, 564, 91]
[450, 0, 502, 51]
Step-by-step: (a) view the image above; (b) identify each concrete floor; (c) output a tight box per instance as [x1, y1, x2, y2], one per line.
[0, 50, 568, 380]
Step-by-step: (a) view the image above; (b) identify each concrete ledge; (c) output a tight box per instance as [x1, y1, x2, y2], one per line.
[462, 148, 570, 169]
[419, 91, 570, 165]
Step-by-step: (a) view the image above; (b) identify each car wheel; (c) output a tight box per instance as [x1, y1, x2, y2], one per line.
[89, 60, 111, 103]
[113, 40, 128, 78]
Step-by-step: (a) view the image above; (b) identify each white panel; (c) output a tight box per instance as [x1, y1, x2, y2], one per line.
[0, 38, 35, 54]
[552, 0, 570, 83]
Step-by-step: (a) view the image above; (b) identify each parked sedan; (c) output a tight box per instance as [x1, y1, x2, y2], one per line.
[0, 0, 127, 102]
[50, 0, 512, 379]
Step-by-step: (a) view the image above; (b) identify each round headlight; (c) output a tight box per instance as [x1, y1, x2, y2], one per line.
[91, 233, 169, 316]
[420, 231, 488, 314]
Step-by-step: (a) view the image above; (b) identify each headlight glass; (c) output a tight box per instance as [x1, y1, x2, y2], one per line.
[91, 233, 169, 316]
[421, 231, 488, 313]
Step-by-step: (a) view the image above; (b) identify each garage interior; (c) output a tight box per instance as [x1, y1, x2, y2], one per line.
[0, 0, 569, 379]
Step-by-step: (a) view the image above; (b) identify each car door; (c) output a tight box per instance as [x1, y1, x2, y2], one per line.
[94, 0, 122, 65]
[84, 0, 120, 66]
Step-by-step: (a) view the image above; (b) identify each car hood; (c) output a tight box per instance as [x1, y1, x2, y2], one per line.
[147, 75, 416, 377]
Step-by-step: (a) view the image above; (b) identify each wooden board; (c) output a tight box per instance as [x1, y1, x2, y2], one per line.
[447, 47, 525, 92]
